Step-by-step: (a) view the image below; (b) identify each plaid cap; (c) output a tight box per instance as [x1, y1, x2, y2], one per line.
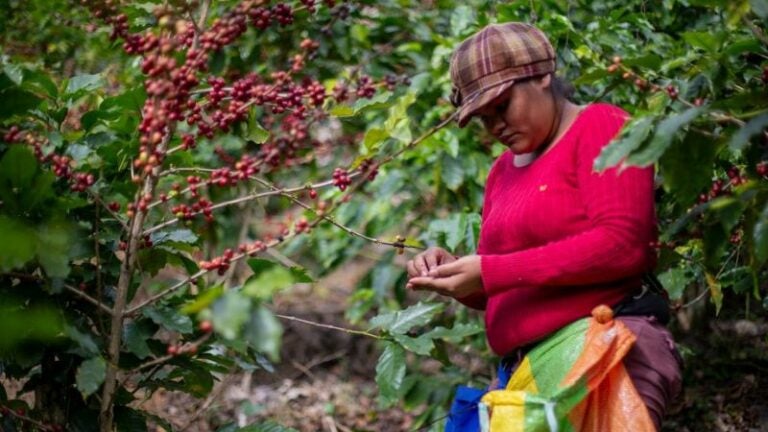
[450, 22, 556, 127]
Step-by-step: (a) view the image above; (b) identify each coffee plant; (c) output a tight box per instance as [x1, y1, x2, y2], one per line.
[0, 0, 767, 430]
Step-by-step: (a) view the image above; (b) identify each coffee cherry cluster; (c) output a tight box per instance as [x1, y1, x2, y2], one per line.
[356, 76, 376, 99]
[294, 217, 311, 233]
[358, 158, 379, 181]
[3, 125, 22, 143]
[199, 248, 236, 275]
[332, 167, 351, 191]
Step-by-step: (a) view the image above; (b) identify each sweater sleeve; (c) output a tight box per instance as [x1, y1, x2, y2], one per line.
[480, 105, 657, 296]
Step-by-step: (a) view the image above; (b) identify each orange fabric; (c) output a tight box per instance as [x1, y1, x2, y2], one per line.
[563, 313, 656, 432]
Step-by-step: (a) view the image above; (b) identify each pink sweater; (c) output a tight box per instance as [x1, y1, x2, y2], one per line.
[459, 103, 657, 356]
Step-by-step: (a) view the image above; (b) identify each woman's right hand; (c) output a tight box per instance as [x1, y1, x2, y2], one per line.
[406, 247, 457, 288]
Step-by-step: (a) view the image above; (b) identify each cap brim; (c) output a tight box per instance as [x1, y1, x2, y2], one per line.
[456, 80, 516, 128]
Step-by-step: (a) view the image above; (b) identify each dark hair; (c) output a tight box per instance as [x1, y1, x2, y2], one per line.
[550, 74, 575, 101]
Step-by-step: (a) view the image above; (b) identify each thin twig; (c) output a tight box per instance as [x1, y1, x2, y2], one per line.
[64, 284, 114, 315]
[274, 313, 384, 340]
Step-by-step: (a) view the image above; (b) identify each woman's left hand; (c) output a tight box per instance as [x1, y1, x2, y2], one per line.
[407, 255, 483, 299]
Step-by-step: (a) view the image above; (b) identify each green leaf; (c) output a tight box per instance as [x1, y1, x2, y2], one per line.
[329, 105, 355, 117]
[236, 421, 298, 432]
[660, 131, 719, 205]
[248, 112, 270, 144]
[115, 406, 148, 432]
[124, 321, 155, 359]
[35, 219, 71, 277]
[392, 333, 434, 355]
[150, 229, 198, 245]
[244, 305, 283, 362]
[181, 285, 225, 314]
[594, 117, 655, 171]
[144, 306, 194, 334]
[421, 323, 484, 342]
[65, 74, 103, 96]
[657, 268, 690, 300]
[450, 5, 475, 36]
[64, 324, 100, 356]
[729, 113, 768, 151]
[375, 342, 406, 406]
[705, 272, 723, 315]
[212, 291, 251, 339]
[441, 154, 464, 191]
[363, 127, 389, 152]
[243, 265, 295, 300]
[427, 214, 467, 253]
[626, 107, 706, 167]
[369, 302, 444, 335]
[76, 357, 106, 398]
[0, 216, 36, 272]
[751, 0, 768, 17]
[22, 69, 58, 98]
[752, 200, 768, 264]
[682, 31, 721, 52]
[3, 63, 24, 85]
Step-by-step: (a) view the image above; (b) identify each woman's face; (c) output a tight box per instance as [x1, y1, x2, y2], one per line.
[474, 74, 555, 154]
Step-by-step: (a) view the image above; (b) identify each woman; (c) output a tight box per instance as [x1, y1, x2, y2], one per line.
[405, 22, 682, 431]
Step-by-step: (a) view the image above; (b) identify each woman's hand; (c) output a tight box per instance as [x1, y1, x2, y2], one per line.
[406, 246, 457, 280]
[407, 255, 483, 299]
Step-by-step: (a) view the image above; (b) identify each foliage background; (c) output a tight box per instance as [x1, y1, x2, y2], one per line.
[0, 0, 767, 430]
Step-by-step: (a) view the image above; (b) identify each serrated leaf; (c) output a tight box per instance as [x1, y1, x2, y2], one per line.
[76, 357, 106, 398]
[626, 107, 706, 167]
[375, 342, 406, 405]
[595, 117, 655, 171]
[144, 306, 193, 334]
[369, 302, 444, 334]
[729, 113, 768, 151]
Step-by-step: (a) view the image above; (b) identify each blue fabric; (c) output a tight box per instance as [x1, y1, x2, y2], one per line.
[445, 359, 518, 431]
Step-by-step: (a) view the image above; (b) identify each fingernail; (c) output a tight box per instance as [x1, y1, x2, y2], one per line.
[428, 270, 437, 277]
[420, 271, 427, 277]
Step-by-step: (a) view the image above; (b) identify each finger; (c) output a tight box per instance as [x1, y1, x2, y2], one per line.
[409, 276, 454, 297]
[425, 252, 439, 271]
[428, 260, 462, 278]
[406, 260, 418, 279]
[414, 254, 430, 276]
